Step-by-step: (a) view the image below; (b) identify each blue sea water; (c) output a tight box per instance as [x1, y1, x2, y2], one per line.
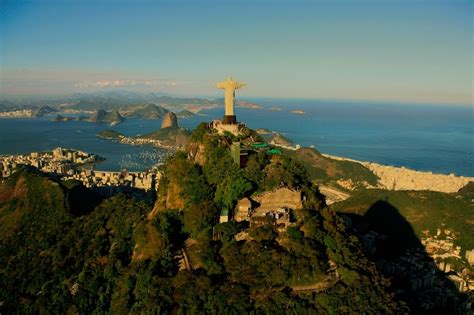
[0, 99, 472, 176]
[0, 117, 169, 171]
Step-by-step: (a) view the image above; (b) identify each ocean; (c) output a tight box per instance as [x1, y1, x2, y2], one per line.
[0, 99, 472, 176]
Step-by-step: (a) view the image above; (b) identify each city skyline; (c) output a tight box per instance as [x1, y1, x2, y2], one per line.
[1, 0, 472, 105]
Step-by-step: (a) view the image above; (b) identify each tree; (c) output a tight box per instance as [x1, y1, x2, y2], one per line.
[190, 122, 208, 142]
[263, 155, 309, 190]
[203, 143, 240, 186]
[214, 175, 253, 209]
[243, 151, 269, 189]
[183, 201, 218, 237]
[248, 224, 277, 242]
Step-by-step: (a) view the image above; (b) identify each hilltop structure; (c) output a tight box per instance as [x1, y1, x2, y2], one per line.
[216, 77, 246, 124]
[212, 77, 247, 136]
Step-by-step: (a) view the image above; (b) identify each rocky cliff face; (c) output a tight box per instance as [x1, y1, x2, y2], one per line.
[89, 109, 108, 122]
[106, 110, 124, 125]
[187, 142, 207, 166]
[268, 132, 293, 146]
[174, 130, 191, 147]
[161, 112, 178, 129]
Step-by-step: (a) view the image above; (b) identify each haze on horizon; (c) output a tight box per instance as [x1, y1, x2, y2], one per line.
[0, 0, 472, 106]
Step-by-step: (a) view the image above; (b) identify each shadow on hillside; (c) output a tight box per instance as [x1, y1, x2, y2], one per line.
[338, 200, 469, 314]
[92, 185, 156, 204]
[68, 184, 156, 216]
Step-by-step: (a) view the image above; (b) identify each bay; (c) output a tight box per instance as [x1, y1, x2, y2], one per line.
[0, 99, 472, 176]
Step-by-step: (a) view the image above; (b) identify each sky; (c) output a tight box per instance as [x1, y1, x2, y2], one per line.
[0, 0, 472, 105]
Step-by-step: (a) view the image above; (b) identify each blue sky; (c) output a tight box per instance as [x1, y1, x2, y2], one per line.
[0, 0, 472, 104]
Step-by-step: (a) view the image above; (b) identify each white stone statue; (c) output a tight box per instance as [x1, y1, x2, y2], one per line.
[216, 77, 246, 124]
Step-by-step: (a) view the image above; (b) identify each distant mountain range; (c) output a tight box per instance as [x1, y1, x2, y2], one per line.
[53, 109, 124, 125]
[124, 104, 169, 119]
[0, 91, 219, 111]
[0, 104, 58, 116]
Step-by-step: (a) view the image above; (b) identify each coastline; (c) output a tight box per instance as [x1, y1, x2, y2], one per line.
[100, 134, 180, 151]
[321, 153, 473, 193]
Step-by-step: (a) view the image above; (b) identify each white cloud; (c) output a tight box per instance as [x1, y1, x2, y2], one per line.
[0, 68, 190, 96]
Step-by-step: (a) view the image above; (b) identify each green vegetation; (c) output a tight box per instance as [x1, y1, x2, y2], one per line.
[126, 104, 169, 119]
[189, 122, 208, 142]
[457, 181, 474, 204]
[264, 132, 293, 146]
[288, 147, 379, 188]
[141, 127, 191, 147]
[332, 189, 474, 250]
[0, 127, 409, 313]
[176, 109, 195, 118]
[52, 114, 75, 122]
[96, 129, 124, 140]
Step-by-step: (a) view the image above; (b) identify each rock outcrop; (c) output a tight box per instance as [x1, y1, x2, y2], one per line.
[89, 109, 124, 125]
[187, 142, 207, 166]
[161, 112, 178, 129]
[268, 133, 293, 146]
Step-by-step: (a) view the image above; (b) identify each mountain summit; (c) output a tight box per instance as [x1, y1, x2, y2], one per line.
[161, 112, 178, 129]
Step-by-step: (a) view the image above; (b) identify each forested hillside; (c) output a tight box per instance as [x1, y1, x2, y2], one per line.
[0, 126, 409, 313]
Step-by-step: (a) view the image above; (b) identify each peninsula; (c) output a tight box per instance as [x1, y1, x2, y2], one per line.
[96, 112, 190, 149]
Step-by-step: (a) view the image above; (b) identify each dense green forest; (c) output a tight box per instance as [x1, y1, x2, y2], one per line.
[0, 125, 413, 313]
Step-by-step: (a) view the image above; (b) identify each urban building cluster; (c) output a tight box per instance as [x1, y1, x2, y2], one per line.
[117, 135, 179, 150]
[1, 147, 99, 178]
[0, 148, 160, 191]
[0, 109, 37, 118]
[378, 248, 465, 311]
[421, 228, 474, 293]
[341, 216, 473, 311]
[64, 169, 160, 191]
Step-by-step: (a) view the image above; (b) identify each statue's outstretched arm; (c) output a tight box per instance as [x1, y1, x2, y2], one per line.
[216, 82, 227, 89]
[234, 81, 246, 89]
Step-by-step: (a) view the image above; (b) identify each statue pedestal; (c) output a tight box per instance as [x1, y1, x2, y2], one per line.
[211, 119, 244, 136]
[223, 115, 237, 125]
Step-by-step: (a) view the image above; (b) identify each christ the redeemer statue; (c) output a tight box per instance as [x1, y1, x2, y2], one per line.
[216, 77, 246, 124]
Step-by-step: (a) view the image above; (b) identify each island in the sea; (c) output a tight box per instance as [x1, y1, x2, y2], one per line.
[236, 100, 262, 109]
[97, 112, 191, 149]
[290, 109, 306, 115]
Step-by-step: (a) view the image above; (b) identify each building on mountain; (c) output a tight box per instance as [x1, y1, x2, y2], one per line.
[234, 197, 252, 221]
[466, 250, 474, 265]
[219, 209, 229, 223]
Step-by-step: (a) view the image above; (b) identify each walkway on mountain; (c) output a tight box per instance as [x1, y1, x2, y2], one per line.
[178, 238, 199, 271]
[291, 274, 339, 293]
